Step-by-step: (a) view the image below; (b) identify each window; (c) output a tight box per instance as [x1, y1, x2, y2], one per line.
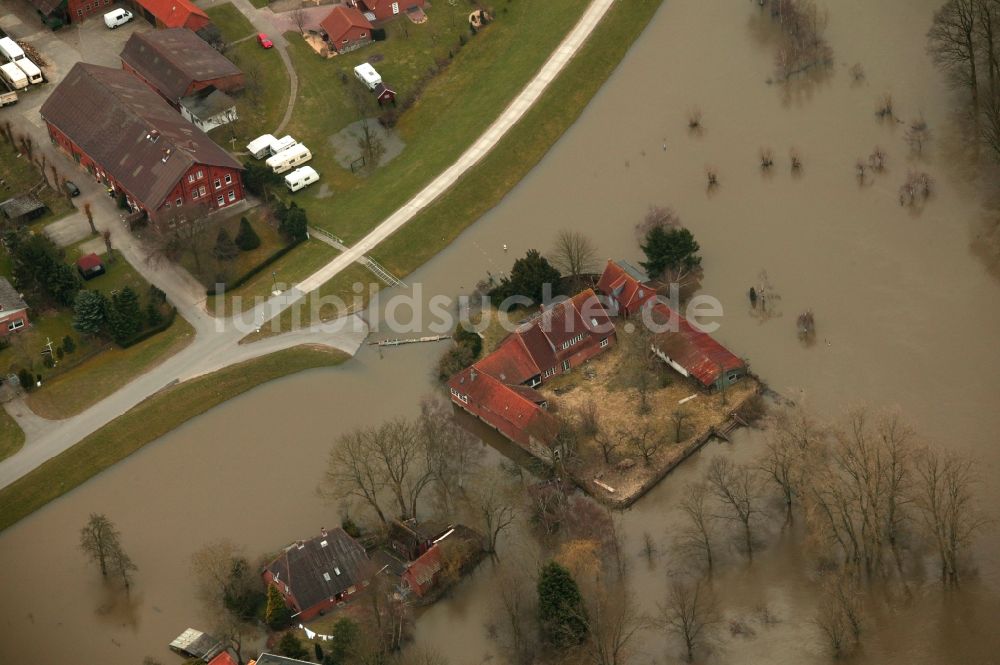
[392, 1, 399, 14]
[360, 32, 366, 38]
[196, 169, 204, 179]
[8, 319, 24, 332]
[227, 190, 236, 202]
[600, 337, 609, 348]
[449, 388, 469, 404]
[191, 189, 199, 199]
[216, 195, 225, 206]
[175, 197, 182, 206]
[188, 174, 195, 183]
[77, 8, 83, 15]
[199, 185, 206, 196]
[214, 178, 221, 190]
[224, 173, 232, 185]
[562, 360, 571, 372]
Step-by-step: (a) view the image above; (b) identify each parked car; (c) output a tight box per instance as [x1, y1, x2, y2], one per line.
[257, 33, 273, 49]
[64, 180, 80, 197]
[104, 9, 133, 29]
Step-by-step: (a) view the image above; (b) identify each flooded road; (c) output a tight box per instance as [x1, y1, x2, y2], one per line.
[3, 0, 1000, 662]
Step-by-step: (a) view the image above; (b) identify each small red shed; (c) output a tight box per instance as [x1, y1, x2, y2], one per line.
[76, 253, 105, 280]
[374, 82, 397, 106]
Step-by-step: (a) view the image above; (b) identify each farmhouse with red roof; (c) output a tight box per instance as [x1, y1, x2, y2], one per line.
[448, 289, 615, 458]
[597, 259, 746, 390]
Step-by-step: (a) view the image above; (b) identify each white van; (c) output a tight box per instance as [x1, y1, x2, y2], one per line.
[14, 58, 42, 85]
[0, 37, 25, 63]
[246, 134, 276, 159]
[268, 135, 296, 156]
[103, 8, 134, 29]
[284, 166, 319, 192]
[353, 63, 381, 90]
[0, 62, 28, 90]
[266, 143, 311, 174]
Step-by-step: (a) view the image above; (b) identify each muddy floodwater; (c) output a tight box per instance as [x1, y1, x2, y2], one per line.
[4, 0, 1000, 663]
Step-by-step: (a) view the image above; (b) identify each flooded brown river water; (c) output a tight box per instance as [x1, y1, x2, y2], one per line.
[4, 0, 1000, 662]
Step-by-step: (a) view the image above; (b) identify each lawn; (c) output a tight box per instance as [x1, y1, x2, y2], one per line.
[0, 345, 349, 533]
[213, 37, 291, 148]
[177, 206, 286, 288]
[0, 245, 178, 388]
[207, 237, 339, 316]
[260, 0, 665, 331]
[282, 0, 592, 242]
[206, 3, 256, 43]
[0, 139, 74, 227]
[0, 407, 25, 463]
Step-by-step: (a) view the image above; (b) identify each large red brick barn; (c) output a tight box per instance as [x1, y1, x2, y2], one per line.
[40, 63, 244, 221]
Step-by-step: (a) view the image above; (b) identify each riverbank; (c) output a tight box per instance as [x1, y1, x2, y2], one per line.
[0, 345, 348, 533]
[255, 0, 666, 333]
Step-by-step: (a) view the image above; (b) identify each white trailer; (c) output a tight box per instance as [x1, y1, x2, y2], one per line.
[0, 37, 25, 63]
[284, 166, 319, 192]
[268, 135, 296, 156]
[246, 134, 276, 159]
[14, 58, 42, 85]
[265, 143, 312, 174]
[353, 63, 381, 90]
[0, 62, 28, 90]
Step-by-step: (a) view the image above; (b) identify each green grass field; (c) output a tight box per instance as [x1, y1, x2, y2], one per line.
[214, 38, 291, 148]
[206, 3, 256, 42]
[0, 345, 348, 533]
[0, 408, 25, 463]
[0, 140, 74, 227]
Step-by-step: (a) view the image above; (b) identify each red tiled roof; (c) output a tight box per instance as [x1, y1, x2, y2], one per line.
[448, 369, 559, 442]
[208, 652, 238, 665]
[476, 334, 541, 385]
[403, 544, 442, 593]
[76, 253, 103, 271]
[135, 0, 209, 28]
[597, 260, 656, 316]
[648, 302, 744, 387]
[320, 5, 373, 42]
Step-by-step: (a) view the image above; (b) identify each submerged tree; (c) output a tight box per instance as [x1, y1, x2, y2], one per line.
[550, 229, 598, 283]
[537, 561, 588, 647]
[659, 574, 718, 663]
[79, 513, 123, 577]
[706, 457, 764, 561]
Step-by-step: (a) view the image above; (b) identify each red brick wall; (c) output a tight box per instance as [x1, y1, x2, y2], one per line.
[68, 0, 116, 22]
[0, 312, 29, 336]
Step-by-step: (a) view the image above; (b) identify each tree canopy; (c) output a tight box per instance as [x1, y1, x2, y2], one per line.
[639, 226, 702, 280]
[489, 249, 562, 304]
[537, 561, 588, 646]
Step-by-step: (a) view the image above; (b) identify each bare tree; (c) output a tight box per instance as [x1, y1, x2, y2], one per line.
[928, 0, 980, 110]
[675, 482, 716, 571]
[905, 117, 931, 156]
[323, 427, 390, 526]
[109, 544, 138, 592]
[81, 202, 97, 235]
[289, 7, 308, 34]
[659, 574, 718, 663]
[594, 425, 625, 465]
[579, 586, 647, 665]
[490, 561, 539, 665]
[102, 230, 115, 263]
[913, 447, 987, 584]
[148, 205, 212, 275]
[79, 513, 122, 577]
[627, 420, 666, 467]
[814, 572, 864, 658]
[635, 205, 681, 242]
[469, 466, 518, 555]
[670, 409, 691, 443]
[549, 229, 598, 281]
[759, 408, 823, 522]
[618, 326, 656, 415]
[368, 417, 433, 520]
[706, 457, 764, 561]
[418, 396, 483, 514]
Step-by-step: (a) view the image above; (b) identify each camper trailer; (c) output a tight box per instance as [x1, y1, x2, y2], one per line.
[0, 37, 25, 63]
[246, 134, 276, 159]
[0, 62, 28, 91]
[268, 135, 296, 156]
[353, 63, 382, 91]
[284, 166, 319, 192]
[14, 58, 42, 85]
[265, 144, 312, 174]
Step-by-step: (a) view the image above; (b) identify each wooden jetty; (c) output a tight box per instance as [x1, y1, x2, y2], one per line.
[369, 334, 451, 347]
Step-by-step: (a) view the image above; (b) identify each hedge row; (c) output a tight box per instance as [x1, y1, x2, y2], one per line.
[205, 239, 303, 296]
[118, 307, 177, 349]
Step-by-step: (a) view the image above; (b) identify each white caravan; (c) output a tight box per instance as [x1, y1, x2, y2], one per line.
[246, 134, 276, 159]
[0, 62, 28, 90]
[14, 58, 42, 85]
[0, 37, 25, 63]
[284, 166, 320, 192]
[268, 135, 296, 156]
[353, 63, 381, 90]
[266, 144, 312, 174]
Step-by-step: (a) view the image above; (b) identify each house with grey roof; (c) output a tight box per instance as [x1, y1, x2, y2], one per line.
[263, 527, 372, 621]
[40, 63, 244, 221]
[120, 28, 244, 109]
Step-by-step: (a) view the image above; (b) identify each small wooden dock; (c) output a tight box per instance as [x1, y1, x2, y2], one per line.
[368, 334, 451, 347]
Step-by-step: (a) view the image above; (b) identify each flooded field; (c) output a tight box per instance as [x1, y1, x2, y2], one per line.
[3, 0, 1000, 663]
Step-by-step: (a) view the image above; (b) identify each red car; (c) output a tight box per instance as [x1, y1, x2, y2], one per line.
[257, 33, 273, 49]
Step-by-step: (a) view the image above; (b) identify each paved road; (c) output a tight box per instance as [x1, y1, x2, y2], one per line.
[0, 0, 617, 490]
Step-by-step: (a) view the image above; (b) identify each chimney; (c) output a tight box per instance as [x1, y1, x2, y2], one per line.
[161, 148, 171, 163]
[320, 526, 328, 538]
